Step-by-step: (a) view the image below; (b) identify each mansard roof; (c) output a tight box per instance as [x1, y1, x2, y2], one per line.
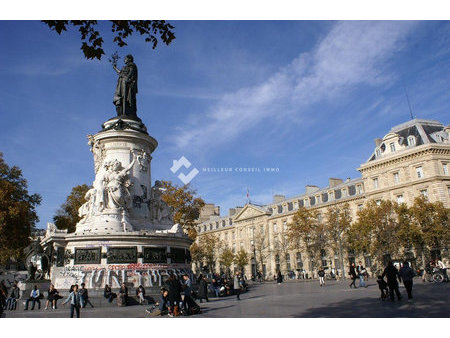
[367, 119, 448, 162]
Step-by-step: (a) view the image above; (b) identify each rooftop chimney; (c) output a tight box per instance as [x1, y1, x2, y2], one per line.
[273, 195, 286, 203]
[328, 178, 343, 188]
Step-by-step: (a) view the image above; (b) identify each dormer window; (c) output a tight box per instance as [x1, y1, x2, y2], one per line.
[407, 136, 416, 146]
[390, 142, 396, 152]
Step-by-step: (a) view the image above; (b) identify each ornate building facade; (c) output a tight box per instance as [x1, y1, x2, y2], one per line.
[195, 119, 450, 278]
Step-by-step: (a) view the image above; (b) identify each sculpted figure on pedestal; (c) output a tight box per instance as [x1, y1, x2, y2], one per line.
[150, 180, 173, 224]
[98, 153, 136, 212]
[78, 188, 97, 223]
[112, 54, 138, 118]
[88, 135, 106, 173]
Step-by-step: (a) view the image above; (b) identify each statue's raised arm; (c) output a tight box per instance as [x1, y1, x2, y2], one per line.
[113, 54, 138, 118]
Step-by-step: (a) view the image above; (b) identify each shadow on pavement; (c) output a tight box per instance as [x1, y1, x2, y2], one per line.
[295, 295, 449, 318]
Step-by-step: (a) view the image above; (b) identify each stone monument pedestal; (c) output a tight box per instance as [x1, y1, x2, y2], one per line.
[42, 114, 193, 291]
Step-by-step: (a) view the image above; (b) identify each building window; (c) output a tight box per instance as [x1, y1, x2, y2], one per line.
[356, 185, 363, 194]
[317, 213, 322, 223]
[296, 252, 303, 269]
[393, 172, 399, 184]
[390, 142, 396, 152]
[275, 254, 280, 272]
[232, 244, 236, 253]
[358, 204, 364, 211]
[364, 256, 372, 268]
[283, 221, 287, 231]
[397, 194, 404, 204]
[416, 166, 424, 179]
[443, 163, 448, 175]
[375, 200, 381, 206]
[373, 178, 379, 189]
[273, 223, 278, 233]
[407, 136, 416, 146]
[286, 254, 291, 271]
[420, 189, 428, 198]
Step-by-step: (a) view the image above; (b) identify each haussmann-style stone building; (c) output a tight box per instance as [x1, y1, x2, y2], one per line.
[194, 119, 450, 279]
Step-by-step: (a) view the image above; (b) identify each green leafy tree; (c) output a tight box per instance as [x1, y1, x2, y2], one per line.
[410, 195, 450, 268]
[42, 20, 175, 60]
[252, 226, 270, 278]
[349, 200, 400, 273]
[234, 249, 249, 274]
[287, 207, 321, 271]
[53, 184, 90, 233]
[0, 153, 41, 264]
[219, 246, 235, 276]
[325, 203, 352, 276]
[198, 233, 222, 273]
[189, 242, 204, 273]
[160, 180, 205, 239]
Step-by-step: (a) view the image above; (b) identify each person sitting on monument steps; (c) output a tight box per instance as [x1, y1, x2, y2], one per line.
[118, 282, 128, 306]
[146, 287, 169, 316]
[5, 281, 20, 310]
[45, 284, 62, 310]
[24, 285, 41, 310]
[136, 285, 146, 305]
[104, 284, 117, 303]
[79, 283, 94, 308]
[62, 284, 82, 318]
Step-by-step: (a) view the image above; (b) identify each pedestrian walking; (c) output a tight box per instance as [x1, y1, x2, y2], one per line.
[62, 284, 82, 318]
[79, 283, 94, 308]
[166, 273, 182, 317]
[234, 271, 241, 300]
[276, 270, 283, 285]
[318, 267, 325, 287]
[356, 261, 367, 288]
[349, 263, 357, 288]
[382, 261, 402, 301]
[376, 275, 389, 300]
[399, 261, 415, 299]
[197, 274, 209, 303]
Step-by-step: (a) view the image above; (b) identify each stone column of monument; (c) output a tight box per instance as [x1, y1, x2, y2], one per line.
[40, 55, 193, 292]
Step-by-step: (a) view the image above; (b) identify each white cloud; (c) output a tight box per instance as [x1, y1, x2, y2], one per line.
[173, 21, 418, 152]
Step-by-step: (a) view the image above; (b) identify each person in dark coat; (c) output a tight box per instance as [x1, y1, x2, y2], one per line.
[399, 261, 415, 299]
[349, 263, 357, 288]
[197, 275, 209, 303]
[276, 270, 283, 284]
[382, 261, 402, 301]
[166, 273, 182, 316]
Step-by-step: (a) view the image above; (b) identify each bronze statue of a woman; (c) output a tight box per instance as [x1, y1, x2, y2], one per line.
[113, 54, 138, 118]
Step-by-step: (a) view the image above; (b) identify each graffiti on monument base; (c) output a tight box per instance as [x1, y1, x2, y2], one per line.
[55, 263, 191, 289]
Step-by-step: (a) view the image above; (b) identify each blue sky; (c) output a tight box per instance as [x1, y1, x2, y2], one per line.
[0, 20, 449, 229]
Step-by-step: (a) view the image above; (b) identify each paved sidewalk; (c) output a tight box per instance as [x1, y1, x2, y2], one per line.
[2, 279, 449, 318]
